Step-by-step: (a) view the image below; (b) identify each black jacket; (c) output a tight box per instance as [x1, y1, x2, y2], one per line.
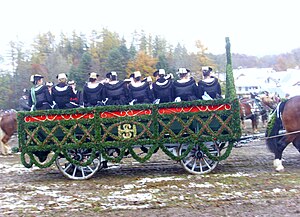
[52, 83, 77, 109]
[172, 78, 198, 101]
[83, 82, 104, 107]
[103, 81, 128, 105]
[128, 82, 154, 104]
[198, 77, 221, 99]
[28, 85, 53, 110]
[152, 78, 173, 103]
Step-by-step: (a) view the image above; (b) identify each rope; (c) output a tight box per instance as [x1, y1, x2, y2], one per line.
[264, 130, 300, 140]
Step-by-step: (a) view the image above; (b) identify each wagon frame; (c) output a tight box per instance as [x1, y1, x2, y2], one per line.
[17, 37, 241, 180]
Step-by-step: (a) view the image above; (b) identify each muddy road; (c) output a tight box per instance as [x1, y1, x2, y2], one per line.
[1, 125, 300, 216]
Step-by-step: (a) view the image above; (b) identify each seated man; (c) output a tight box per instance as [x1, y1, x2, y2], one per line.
[198, 66, 222, 99]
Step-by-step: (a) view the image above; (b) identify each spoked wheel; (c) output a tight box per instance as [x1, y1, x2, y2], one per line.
[179, 142, 220, 175]
[55, 149, 101, 180]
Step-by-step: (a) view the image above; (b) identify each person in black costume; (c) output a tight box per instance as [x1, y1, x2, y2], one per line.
[82, 72, 105, 107]
[172, 68, 198, 102]
[28, 74, 53, 163]
[68, 80, 83, 107]
[152, 69, 173, 103]
[52, 73, 78, 109]
[28, 74, 53, 111]
[198, 66, 222, 99]
[103, 71, 128, 105]
[46, 81, 54, 95]
[128, 71, 154, 104]
[19, 89, 31, 111]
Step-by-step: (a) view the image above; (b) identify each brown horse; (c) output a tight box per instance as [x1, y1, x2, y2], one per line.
[260, 95, 279, 127]
[266, 96, 300, 171]
[239, 98, 261, 133]
[0, 110, 17, 155]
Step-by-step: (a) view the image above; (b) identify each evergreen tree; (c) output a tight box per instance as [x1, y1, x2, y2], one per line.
[71, 52, 93, 88]
[106, 44, 130, 79]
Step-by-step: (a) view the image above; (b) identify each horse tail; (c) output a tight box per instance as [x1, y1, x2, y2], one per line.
[265, 101, 286, 153]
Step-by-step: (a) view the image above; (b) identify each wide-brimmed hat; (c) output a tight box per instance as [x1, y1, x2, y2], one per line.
[134, 71, 141, 78]
[57, 73, 67, 80]
[46, 81, 54, 87]
[30, 74, 44, 82]
[143, 76, 152, 82]
[89, 72, 99, 79]
[158, 69, 165, 75]
[106, 71, 117, 78]
[67, 80, 75, 85]
[202, 66, 212, 72]
[165, 73, 174, 80]
[177, 68, 190, 74]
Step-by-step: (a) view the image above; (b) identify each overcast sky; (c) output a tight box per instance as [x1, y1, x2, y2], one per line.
[1, 0, 300, 58]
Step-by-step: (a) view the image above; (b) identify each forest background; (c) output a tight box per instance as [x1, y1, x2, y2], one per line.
[1, 28, 300, 110]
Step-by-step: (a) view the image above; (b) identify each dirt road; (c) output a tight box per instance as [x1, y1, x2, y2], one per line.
[1, 131, 300, 216]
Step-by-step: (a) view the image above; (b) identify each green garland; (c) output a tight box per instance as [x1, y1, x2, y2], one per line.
[17, 37, 241, 169]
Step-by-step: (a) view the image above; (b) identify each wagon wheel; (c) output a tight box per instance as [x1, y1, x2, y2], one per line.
[178, 142, 220, 175]
[55, 149, 101, 180]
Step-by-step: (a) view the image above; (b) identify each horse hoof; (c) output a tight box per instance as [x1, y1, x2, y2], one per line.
[275, 166, 284, 172]
[273, 159, 284, 172]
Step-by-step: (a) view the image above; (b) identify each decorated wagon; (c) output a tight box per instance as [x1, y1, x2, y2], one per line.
[17, 38, 241, 180]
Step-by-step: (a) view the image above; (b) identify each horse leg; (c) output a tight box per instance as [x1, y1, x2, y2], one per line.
[292, 136, 300, 153]
[251, 116, 258, 134]
[0, 129, 9, 155]
[273, 136, 289, 172]
[261, 113, 267, 128]
[1, 134, 11, 155]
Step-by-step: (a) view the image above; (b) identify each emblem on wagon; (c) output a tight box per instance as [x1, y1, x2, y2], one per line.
[118, 124, 137, 139]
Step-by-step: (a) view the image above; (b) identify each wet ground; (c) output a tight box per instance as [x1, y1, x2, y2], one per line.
[1, 121, 300, 216]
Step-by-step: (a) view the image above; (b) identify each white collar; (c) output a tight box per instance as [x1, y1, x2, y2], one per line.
[87, 82, 100, 88]
[203, 77, 215, 83]
[131, 81, 145, 87]
[155, 80, 168, 86]
[109, 80, 119, 85]
[55, 86, 68, 91]
[177, 78, 190, 83]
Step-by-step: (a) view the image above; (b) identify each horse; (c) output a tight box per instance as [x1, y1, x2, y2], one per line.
[266, 96, 300, 172]
[239, 98, 262, 133]
[260, 95, 279, 127]
[0, 110, 17, 155]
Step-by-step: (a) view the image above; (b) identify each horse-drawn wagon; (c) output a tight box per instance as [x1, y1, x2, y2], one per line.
[17, 38, 242, 180]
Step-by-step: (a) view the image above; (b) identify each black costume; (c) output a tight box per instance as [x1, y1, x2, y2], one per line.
[103, 81, 128, 105]
[70, 90, 83, 107]
[83, 82, 105, 107]
[198, 77, 222, 99]
[28, 85, 53, 110]
[152, 77, 173, 103]
[52, 83, 77, 109]
[172, 78, 198, 101]
[19, 95, 31, 111]
[128, 82, 154, 104]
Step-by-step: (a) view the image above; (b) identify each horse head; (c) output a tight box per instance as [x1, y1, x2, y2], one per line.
[261, 96, 278, 110]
